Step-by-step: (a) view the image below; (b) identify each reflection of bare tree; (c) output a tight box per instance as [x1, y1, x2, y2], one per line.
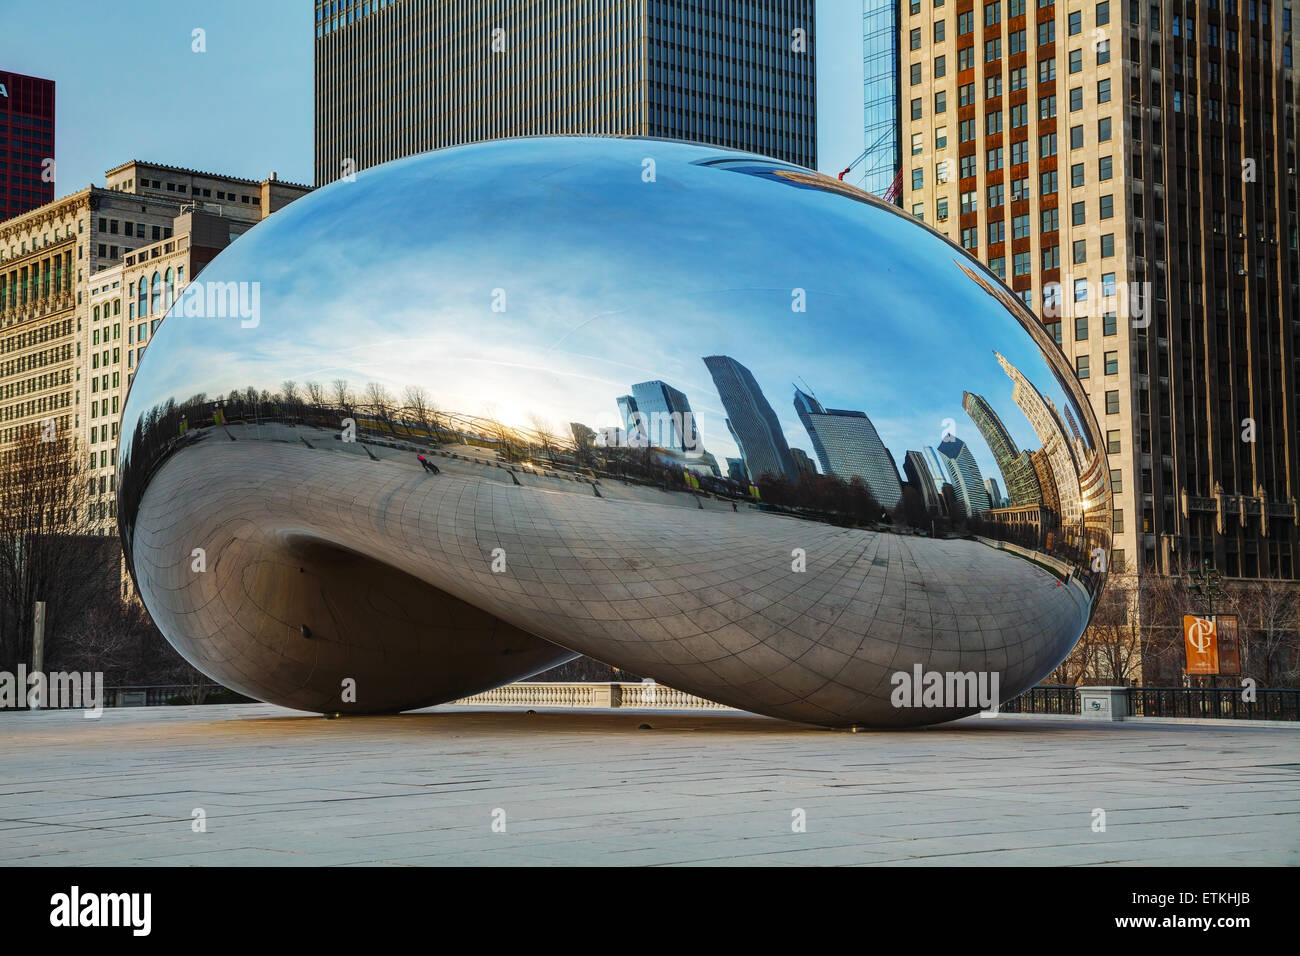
[331, 378, 354, 414]
[402, 385, 440, 441]
[364, 382, 398, 435]
[755, 472, 883, 527]
[527, 414, 561, 462]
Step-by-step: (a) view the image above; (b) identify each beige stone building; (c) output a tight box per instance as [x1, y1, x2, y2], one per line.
[901, 0, 1298, 587]
[1, 162, 309, 540]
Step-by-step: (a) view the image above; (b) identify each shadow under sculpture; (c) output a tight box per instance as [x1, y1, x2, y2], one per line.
[117, 137, 1111, 727]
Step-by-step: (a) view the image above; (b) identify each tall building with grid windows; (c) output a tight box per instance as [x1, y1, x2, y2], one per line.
[0, 70, 55, 220]
[862, 1, 903, 198]
[901, 0, 1298, 583]
[313, 0, 817, 185]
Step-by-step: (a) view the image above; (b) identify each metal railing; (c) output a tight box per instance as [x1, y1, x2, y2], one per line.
[1127, 686, 1300, 721]
[103, 683, 252, 707]
[1000, 685, 1081, 715]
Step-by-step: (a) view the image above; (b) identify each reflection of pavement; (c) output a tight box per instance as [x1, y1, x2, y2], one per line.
[130, 431, 1087, 725]
[2, 705, 1296, 865]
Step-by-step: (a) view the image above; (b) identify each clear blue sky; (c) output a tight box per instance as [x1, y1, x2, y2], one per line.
[0, 0, 865, 197]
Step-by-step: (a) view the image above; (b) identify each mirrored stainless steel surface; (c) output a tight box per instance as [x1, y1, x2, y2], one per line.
[119, 136, 1110, 726]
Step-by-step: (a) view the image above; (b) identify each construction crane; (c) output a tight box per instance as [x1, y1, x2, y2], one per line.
[837, 128, 903, 204]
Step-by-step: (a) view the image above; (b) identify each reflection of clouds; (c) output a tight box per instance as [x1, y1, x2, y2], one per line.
[124, 136, 1094, 495]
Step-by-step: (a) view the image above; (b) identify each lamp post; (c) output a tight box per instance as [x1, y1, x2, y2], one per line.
[1185, 560, 1224, 617]
[1184, 560, 1224, 687]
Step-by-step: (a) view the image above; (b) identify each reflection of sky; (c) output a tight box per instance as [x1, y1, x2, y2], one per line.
[123, 137, 1089, 488]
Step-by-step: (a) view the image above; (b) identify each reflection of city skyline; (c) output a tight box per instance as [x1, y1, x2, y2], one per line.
[578, 350, 1096, 536]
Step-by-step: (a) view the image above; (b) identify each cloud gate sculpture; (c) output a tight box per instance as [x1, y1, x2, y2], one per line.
[118, 137, 1110, 727]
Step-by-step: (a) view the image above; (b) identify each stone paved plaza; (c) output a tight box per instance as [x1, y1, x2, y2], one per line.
[1, 704, 1297, 866]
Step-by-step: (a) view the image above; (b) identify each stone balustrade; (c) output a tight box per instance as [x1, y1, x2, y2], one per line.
[451, 681, 733, 711]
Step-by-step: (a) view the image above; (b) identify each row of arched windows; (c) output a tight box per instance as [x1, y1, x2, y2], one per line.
[135, 268, 176, 318]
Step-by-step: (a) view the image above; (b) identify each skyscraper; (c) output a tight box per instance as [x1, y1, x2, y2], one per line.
[793, 386, 903, 507]
[790, 447, 818, 475]
[704, 355, 798, 482]
[615, 394, 642, 445]
[900, 2, 1298, 579]
[315, 0, 817, 185]
[984, 477, 1004, 509]
[962, 389, 1042, 506]
[630, 379, 699, 453]
[937, 435, 992, 518]
[0, 70, 55, 220]
[904, 449, 943, 515]
[996, 351, 1082, 528]
[861, 1, 901, 200]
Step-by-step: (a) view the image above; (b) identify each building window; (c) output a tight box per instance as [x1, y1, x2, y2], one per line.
[911, 132, 924, 155]
[1075, 316, 1089, 340]
[1042, 244, 1060, 269]
[911, 27, 922, 50]
[1100, 194, 1114, 218]
[1013, 214, 1031, 239]
[1071, 125, 1084, 149]
[990, 256, 1006, 278]
[1113, 509, 1124, 533]
[988, 184, 1005, 208]
[1099, 156, 1113, 180]
[935, 54, 947, 77]
[989, 220, 1006, 244]
[1013, 251, 1031, 276]
[1097, 78, 1111, 102]
[1103, 311, 1118, 335]
[1042, 207, 1059, 232]
[1109, 468, 1122, 493]
[1104, 351, 1119, 375]
[1070, 87, 1083, 111]
[1072, 201, 1087, 226]
[1106, 430, 1121, 454]
[911, 63, 922, 85]
[1069, 48, 1083, 72]
[1101, 234, 1115, 257]
[1068, 10, 1082, 33]
[1073, 239, 1088, 263]
[913, 168, 925, 190]
[1105, 390, 1120, 414]
[1076, 354, 1091, 378]
[912, 98, 923, 120]
[1098, 117, 1112, 142]
[935, 90, 947, 113]
[1071, 162, 1086, 187]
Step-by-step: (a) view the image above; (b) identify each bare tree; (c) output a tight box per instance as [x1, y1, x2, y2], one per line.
[0, 427, 98, 673]
[304, 380, 326, 407]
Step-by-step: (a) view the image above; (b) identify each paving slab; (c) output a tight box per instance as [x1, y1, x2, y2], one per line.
[0, 703, 1296, 865]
